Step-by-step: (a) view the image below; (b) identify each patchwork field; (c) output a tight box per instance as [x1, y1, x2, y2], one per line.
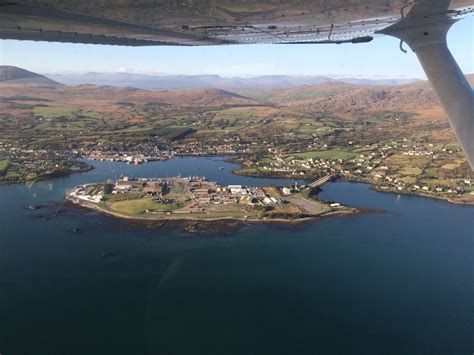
[0, 159, 9, 174]
[288, 150, 357, 161]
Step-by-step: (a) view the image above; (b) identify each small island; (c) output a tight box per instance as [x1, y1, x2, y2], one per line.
[66, 176, 355, 222]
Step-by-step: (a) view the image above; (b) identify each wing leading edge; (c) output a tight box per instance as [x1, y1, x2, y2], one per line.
[1, 1, 471, 46]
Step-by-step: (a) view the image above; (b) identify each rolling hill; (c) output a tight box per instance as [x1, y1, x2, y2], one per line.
[0, 66, 61, 86]
[1, 66, 472, 146]
[267, 74, 474, 113]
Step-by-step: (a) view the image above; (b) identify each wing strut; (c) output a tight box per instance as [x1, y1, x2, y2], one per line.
[380, 2, 474, 170]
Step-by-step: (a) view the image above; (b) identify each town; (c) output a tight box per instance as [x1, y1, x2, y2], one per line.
[3, 134, 474, 205]
[67, 176, 351, 221]
[236, 138, 474, 204]
[0, 140, 251, 183]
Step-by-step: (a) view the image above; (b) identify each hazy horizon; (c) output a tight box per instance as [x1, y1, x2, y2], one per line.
[43, 70, 426, 80]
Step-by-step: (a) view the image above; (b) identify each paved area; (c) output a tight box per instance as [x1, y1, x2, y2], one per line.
[283, 195, 324, 215]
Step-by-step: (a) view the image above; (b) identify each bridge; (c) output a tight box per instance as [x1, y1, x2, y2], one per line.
[308, 174, 333, 189]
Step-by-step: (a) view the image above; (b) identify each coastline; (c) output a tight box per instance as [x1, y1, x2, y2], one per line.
[65, 194, 356, 225]
[345, 176, 474, 206]
[0, 161, 93, 185]
[234, 168, 474, 206]
[372, 186, 474, 206]
[5, 154, 472, 207]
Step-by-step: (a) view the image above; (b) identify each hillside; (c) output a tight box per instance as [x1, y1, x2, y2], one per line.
[0, 83, 260, 110]
[278, 82, 440, 112]
[1, 72, 471, 119]
[0, 66, 60, 86]
[1, 70, 472, 148]
[265, 74, 474, 120]
[270, 75, 472, 110]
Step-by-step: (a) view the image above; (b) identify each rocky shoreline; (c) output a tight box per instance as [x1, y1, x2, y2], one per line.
[65, 197, 362, 235]
[67, 194, 354, 222]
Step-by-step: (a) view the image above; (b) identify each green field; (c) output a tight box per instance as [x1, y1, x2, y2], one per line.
[103, 193, 140, 202]
[423, 168, 438, 178]
[36, 121, 87, 131]
[79, 111, 102, 119]
[236, 168, 258, 175]
[218, 107, 266, 117]
[399, 176, 417, 184]
[418, 178, 453, 187]
[109, 198, 179, 215]
[0, 159, 9, 174]
[6, 171, 21, 179]
[33, 106, 77, 118]
[289, 150, 357, 160]
[400, 166, 423, 176]
[441, 163, 460, 170]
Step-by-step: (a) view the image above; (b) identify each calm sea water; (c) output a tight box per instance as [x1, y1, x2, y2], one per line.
[0, 157, 472, 355]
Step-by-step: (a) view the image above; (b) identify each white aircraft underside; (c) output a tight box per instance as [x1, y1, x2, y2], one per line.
[1, 0, 473, 168]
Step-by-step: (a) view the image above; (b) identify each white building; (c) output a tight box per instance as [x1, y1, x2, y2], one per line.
[228, 185, 244, 195]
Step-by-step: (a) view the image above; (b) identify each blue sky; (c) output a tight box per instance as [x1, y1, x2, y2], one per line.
[0, 17, 472, 79]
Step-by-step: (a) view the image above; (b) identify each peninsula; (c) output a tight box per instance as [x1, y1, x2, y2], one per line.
[66, 176, 354, 222]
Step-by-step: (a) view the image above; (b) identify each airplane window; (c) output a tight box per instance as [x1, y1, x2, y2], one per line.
[0, 2, 472, 354]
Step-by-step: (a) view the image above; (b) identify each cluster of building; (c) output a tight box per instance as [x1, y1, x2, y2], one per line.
[114, 176, 288, 207]
[173, 141, 252, 156]
[256, 139, 473, 196]
[83, 149, 174, 164]
[67, 175, 301, 212]
[0, 144, 83, 182]
[79, 140, 254, 165]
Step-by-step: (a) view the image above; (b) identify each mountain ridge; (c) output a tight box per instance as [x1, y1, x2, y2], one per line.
[47, 71, 421, 90]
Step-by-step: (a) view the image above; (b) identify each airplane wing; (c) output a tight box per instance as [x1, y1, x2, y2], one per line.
[1, 0, 473, 168]
[0, 0, 471, 46]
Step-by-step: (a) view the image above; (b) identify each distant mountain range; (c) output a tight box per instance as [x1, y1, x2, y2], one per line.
[0, 65, 421, 90]
[47, 71, 420, 90]
[0, 66, 61, 86]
